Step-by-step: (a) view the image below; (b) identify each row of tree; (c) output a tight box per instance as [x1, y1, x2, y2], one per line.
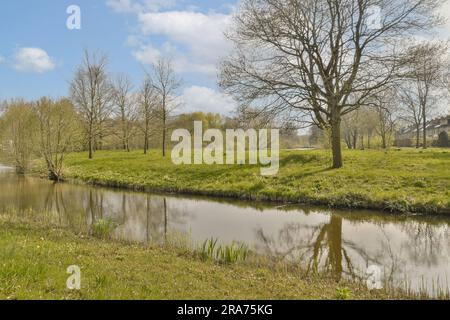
[70, 51, 182, 159]
[218, 0, 450, 168]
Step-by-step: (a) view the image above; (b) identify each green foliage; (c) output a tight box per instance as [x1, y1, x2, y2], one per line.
[0, 100, 37, 173]
[200, 238, 219, 261]
[335, 287, 353, 300]
[437, 131, 449, 148]
[216, 243, 249, 264]
[200, 238, 249, 264]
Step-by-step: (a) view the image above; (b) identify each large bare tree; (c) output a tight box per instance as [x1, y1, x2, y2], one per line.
[70, 50, 113, 159]
[220, 0, 445, 168]
[147, 58, 182, 157]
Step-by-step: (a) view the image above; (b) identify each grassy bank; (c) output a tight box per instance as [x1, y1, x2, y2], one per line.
[0, 216, 392, 300]
[61, 148, 450, 215]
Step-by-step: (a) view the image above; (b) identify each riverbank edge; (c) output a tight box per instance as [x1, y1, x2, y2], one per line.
[0, 215, 411, 300]
[5, 152, 448, 216]
[59, 173, 450, 217]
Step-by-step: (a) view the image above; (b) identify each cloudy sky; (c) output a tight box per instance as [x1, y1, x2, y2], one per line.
[0, 0, 450, 115]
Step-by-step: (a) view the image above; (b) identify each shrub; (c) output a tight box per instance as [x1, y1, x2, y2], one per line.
[437, 131, 449, 148]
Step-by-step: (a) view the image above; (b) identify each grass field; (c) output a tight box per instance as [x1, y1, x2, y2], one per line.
[0, 216, 393, 300]
[61, 148, 450, 215]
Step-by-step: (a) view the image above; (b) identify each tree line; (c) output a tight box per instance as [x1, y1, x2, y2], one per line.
[0, 51, 194, 178]
[0, 50, 301, 179]
[219, 0, 450, 168]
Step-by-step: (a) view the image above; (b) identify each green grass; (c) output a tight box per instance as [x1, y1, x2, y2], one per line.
[200, 238, 249, 264]
[61, 148, 450, 215]
[91, 219, 119, 239]
[0, 216, 395, 300]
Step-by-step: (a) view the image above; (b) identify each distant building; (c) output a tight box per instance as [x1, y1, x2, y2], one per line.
[426, 115, 450, 139]
[395, 115, 450, 147]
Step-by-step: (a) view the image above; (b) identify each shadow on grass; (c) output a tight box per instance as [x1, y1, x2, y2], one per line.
[289, 167, 335, 180]
[279, 154, 324, 167]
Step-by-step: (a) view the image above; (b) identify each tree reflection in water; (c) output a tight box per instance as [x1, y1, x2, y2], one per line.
[26, 178, 189, 244]
[256, 215, 390, 282]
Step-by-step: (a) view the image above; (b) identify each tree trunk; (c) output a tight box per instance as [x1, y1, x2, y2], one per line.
[416, 125, 420, 148]
[331, 115, 343, 169]
[162, 115, 166, 157]
[422, 107, 427, 149]
[144, 121, 149, 155]
[48, 170, 60, 182]
[144, 133, 148, 155]
[88, 133, 93, 160]
[121, 113, 128, 152]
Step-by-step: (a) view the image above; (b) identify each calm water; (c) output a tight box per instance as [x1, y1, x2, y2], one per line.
[0, 165, 449, 296]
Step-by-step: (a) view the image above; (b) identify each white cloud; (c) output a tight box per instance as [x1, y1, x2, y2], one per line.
[180, 86, 236, 115]
[136, 10, 232, 76]
[108, 1, 236, 115]
[0, 55, 4, 64]
[13, 47, 55, 73]
[132, 43, 161, 65]
[106, 0, 176, 13]
[108, 1, 234, 77]
[441, 2, 450, 38]
[106, 0, 138, 12]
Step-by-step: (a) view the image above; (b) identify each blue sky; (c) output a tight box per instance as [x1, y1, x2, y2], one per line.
[1, 1, 450, 115]
[0, 0, 238, 114]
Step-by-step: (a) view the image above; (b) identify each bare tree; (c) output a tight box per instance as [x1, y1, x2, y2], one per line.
[148, 58, 182, 157]
[342, 110, 361, 150]
[137, 77, 158, 154]
[399, 42, 447, 148]
[220, 0, 445, 168]
[112, 74, 137, 152]
[398, 83, 424, 148]
[70, 50, 113, 159]
[371, 90, 398, 149]
[34, 98, 80, 180]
